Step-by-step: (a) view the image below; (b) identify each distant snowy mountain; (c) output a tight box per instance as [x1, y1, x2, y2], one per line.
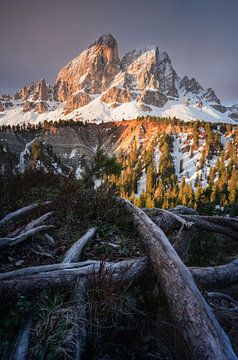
[0, 33, 237, 125]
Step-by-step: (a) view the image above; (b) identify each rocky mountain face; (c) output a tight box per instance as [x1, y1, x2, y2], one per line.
[0, 33, 237, 124]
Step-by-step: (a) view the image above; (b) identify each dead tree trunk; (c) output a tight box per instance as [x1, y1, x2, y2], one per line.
[121, 199, 237, 360]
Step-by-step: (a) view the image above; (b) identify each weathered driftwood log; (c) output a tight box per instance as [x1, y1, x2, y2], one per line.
[0, 258, 148, 300]
[178, 214, 238, 240]
[63, 227, 97, 263]
[121, 199, 237, 360]
[0, 201, 52, 228]
[9, 319, 32, 360]
[0, 224, 54, 248]
[1, 257, 238, 294]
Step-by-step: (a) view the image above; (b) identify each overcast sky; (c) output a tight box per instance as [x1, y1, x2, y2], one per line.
[1, 0, 238, 103]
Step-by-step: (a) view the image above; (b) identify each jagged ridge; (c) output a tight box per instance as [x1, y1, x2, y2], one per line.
[0, 33, 237, 125]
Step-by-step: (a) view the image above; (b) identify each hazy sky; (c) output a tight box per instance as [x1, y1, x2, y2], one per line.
[1, 0, 238, 103]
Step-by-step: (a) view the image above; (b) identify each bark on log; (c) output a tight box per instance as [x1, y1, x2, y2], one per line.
[121, 199, 237, 360]
[0, 201, 52, 228]
[63, 227, 97, 263]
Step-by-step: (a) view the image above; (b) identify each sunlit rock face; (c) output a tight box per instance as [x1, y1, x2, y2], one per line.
[65, 91, 92, 113]
[55, 33, 120, 106]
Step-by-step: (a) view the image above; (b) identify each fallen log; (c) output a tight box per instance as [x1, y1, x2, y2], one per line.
[121, 199, 237, 360]
[0, 258, 148, 300]
[0, 201, 52, 228]
[143, 208, 197, 258]
[1, 257, 238, 289]
[178, 214, 238, 240]
[63, 227, 97, 263]
[0, 225, 54, 248]
[195, 215, 238, 232]
[191, 259, 238, 289]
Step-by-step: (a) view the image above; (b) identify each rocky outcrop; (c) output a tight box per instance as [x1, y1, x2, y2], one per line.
[65, 91, 91, 113]
[33, 79, 48, 101]
[15, 80, 50, 102]
[157, 52, 178, 97]
[195, 100, 203, 109]
[37, 79, 48, 101]
[55, 33, 120, 102]
[228, 105, 238, 119]
[0, 102, 5, 112]
[21, 86, 28, 100]
[54, 80, 68, 102]
[203, 88, 220, 104]
[229, 113, 238, 119]
[120, 47, 160, 91]
[139, 90, 168, 107]
[179, 76, 204, 95]
[101, 86, 131, 104]
[23, 101, 33, 112]
[211, 104, 227, 113]
[138, 103, 152, 112]
[35, 102, 48, 114]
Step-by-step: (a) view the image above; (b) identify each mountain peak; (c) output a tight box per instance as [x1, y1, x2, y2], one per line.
[90, 33, 117, 48]
[1, 33, 236, 125]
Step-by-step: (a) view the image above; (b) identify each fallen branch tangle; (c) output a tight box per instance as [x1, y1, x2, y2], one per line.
[121, 199, 237, 360]
[1, 203, 238, 359]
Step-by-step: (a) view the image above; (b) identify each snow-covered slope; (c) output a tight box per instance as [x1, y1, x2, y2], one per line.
[0, 96, 236, 126]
